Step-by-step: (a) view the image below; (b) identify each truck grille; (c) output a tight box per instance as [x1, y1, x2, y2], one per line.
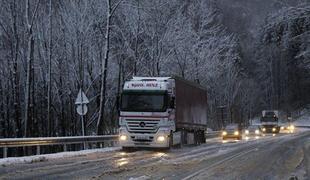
[125, 119, 160, 134]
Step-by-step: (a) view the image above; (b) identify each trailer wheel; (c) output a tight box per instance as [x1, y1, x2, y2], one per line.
[194, 131, 198, 145]
[194, 131, 204, 145]
[201, 130, 206, 144]
[198, 131, 201, 145]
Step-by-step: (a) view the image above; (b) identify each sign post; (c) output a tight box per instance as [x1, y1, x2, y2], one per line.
[75, 89, 89, 149]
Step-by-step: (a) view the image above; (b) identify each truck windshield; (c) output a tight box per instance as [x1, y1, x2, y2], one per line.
[261, 117, 278, 122]
[265, 112, 276, 117]
[121, 91, 168, 112]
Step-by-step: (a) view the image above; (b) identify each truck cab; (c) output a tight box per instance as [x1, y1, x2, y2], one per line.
[118, 77, 176, 149]
[118, 77, 208, 150]
[260, 110, 280, 133]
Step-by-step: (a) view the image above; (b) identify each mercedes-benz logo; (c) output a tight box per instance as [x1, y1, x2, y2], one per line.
[139, 122, 146, 127]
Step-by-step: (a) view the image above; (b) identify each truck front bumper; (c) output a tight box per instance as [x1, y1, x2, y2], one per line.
[261, 126, 280, 133]
[119, 129, 170, 148]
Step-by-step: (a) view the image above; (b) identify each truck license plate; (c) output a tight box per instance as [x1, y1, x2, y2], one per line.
[136, 135, 148, 140]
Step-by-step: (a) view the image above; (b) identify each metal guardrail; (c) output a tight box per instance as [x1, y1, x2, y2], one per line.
[0, 132, 221, 159]
[295, 125, 310, 128]
[0, 135, 119, 158]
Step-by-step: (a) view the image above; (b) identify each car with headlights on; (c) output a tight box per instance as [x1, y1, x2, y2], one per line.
[244, 125, 261, 137]
[280, 123, 295, 133]
[222, 124, 242, 140]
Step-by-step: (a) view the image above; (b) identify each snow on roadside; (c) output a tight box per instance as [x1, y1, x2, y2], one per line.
[0, 147, 121, 166]
[293, 107, 310, 127]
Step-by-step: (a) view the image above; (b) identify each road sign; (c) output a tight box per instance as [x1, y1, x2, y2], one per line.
[75, 89, 89, 149]
[75, 89, 89, 105]
[76, 104, 88, 116]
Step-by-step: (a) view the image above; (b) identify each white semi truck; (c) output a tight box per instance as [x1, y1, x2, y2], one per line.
[118, 77, 208, 150]
[260, 110, 280, 133]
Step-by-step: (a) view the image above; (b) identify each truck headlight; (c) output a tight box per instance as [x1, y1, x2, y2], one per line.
[157, 136, 165, 142]
[119, 135, 127, 141]
[222, 131, 227, 136]
[245, 130, 249, 135]
[234, 131, 239, 136]
[255, 130, 260, 134]
[272, 128, 276, 132]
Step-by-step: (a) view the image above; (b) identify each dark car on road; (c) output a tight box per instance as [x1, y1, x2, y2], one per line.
[222, 124, 242, 140]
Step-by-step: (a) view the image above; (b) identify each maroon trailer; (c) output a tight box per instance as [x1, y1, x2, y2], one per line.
[174, 77, 208, 144]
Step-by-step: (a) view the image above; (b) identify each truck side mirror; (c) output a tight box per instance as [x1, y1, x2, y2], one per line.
[170, 97, 175, 108]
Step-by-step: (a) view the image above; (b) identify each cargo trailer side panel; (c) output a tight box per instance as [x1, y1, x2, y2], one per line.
[174, 77, 208, 130]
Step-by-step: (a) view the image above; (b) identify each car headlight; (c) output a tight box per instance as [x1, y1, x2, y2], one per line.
[262, 128, 266, 132]
[119, 135, 127, 141]
[289, 125, 295, 130]
[234, 131, 239, 135]
[272, 128, 276, 132]
[157, 136, 165, 142]
[280, 126, 284, 130]
[222, 131, 227, 136]
[255, 130, 260, 134]
[245, 130, 249, 134]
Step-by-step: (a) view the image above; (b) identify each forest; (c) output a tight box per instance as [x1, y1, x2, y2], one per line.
[0, 0, 309, 139]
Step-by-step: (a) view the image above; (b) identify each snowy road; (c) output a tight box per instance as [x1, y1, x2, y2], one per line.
[0, 129, 309, 180]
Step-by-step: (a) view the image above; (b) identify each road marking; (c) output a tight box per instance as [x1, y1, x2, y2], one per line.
[182, 147, 258, 180]
[182, 130, 310, 180]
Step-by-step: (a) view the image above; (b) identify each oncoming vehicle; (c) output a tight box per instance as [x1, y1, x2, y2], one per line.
[244, 125, 261, 137]
[260, 110, 280, 133]
[280, 123, 295, 133]
[119, 77, 208, 150]
[222, 124, 242, 140]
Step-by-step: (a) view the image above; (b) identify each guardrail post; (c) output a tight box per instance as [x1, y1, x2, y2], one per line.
[63, 144, 67, 152]
[3, 147, 7, 158]
[36, 146, 40, 155]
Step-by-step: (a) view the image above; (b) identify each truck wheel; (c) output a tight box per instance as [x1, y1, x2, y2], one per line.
[169, 132, 173, 149]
